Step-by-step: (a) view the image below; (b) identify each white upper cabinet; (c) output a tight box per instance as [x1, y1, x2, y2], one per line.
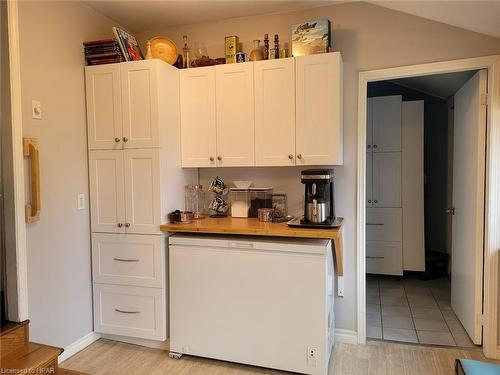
[371, 95, 402, 152]
[215, 62, 255, 167]
[296, 52, 343, 165]
[89, 150, 125, 233]
[85, 65, 123, 150]
[86, 60, 164, 150]
[121, 61, 160, 148]
[372, 152, 402, 208]
[180, 67, 217, 167]
[123, 149, 161, 234]
[254, 58, 296, 166]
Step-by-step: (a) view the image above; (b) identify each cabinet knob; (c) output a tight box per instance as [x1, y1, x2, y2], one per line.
[114, 137, 121, 143]
[374, 200, 378, 203]
[117, 223, 123, 228]
[122, 137, 129, 142]
[367, 145, 371, 149]
[125, 223, 130, 228]
[217, 156, 222, 161]
[209, 156, 214, 162]
[288, 154, 294, 160]
[373, 144, 378, 149]
[297, 154, 302, 159]
[368, 200, 372, 203]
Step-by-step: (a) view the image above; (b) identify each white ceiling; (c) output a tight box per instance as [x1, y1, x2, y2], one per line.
[372, 1, 500, 38]
[391, 70, 477, 99]
[84, 1, 500, 38]
[84, 1, 334, 32]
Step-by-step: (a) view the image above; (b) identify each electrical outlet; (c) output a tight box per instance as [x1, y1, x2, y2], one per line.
[77, 194, 85, 210]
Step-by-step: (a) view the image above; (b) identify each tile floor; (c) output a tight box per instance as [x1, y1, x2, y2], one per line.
[366, 274, 476, 347]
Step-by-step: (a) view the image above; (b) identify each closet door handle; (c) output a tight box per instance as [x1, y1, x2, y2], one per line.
[122, 137, 129, 142]
[373, 144, 378, 149]
[368, 200, 372, 203]
[114, 137, 121, 143]
[113, 257, 140, 262]
[297, 154, 302, 159]
[209, 156, 214, 162]
[117, 223, 123, 228]
[367, 145, 371, 149]
[124, 223, 130, 228]
[115, 308, 140, 314]
[373, 200, 378, 204]
[217, 156, 222, 161]
[288, 154, 294, 160]
[23, 138, 41, 223]
[366, 223, 384, 226]
[366, 256, 385, 260]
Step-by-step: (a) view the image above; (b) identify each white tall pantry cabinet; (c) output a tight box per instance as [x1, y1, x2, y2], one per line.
[85, 60, 196, 341]
[366, 95, 424, 275]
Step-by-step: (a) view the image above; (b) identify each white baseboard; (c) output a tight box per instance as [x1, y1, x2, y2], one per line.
[58, 332, 101, 363]
[101, 333, 169, 350]
[334, 329, 358, 345]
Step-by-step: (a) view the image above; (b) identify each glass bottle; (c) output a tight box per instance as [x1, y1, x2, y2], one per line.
[250, 40, 264, 61]
[182, 35, 191, 69]
[263, 34, 269, 60]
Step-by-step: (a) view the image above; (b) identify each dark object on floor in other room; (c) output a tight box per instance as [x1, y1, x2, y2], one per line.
[418, 250, 449, 280]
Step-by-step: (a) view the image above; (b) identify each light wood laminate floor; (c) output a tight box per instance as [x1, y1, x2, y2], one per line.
[61, 338, 499, 375]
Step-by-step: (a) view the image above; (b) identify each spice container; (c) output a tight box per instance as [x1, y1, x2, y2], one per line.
[272, 193, 288, 221]
[248, 188, 273, 218]
[230, 188, 251, 218]
[258, 208, 273, 222]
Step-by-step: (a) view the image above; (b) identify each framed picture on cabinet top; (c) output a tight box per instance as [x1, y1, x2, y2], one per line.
[291, 19, 331, 57]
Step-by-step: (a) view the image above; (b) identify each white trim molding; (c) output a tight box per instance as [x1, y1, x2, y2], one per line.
[7, 0, 29, 322]
[356, 56, 500, 359]
[58, 332, 101, 364]
[334, 329, 358, 345]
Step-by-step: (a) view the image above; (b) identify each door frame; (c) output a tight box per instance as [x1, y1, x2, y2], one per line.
[356, 55, 500, 359]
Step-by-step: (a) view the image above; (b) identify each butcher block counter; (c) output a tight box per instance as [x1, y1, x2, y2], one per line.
[160, 217, 344, 276]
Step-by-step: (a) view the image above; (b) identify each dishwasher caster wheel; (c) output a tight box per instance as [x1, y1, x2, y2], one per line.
[169, 352, 183, 359]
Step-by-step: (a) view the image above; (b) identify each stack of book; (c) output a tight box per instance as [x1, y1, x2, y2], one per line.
[83, 38, 125, 65]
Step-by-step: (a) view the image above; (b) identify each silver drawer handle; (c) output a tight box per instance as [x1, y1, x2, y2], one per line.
[366, 223, 384, 226]
[366, 256, 385, 259]
[113, 257, 140, 262]
[115, 308, 140, 314]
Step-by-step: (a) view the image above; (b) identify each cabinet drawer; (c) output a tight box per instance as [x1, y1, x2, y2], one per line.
[366, 241, 402, 276]
[366, 208, 402, 242]
[93, 283, 166, 341]
[92, 233, 165, 288]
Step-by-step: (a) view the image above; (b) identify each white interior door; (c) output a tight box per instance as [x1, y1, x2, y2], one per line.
[451, 70, 487, 345]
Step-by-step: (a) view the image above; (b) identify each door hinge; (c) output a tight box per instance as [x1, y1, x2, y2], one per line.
[480, 93, 488, 106]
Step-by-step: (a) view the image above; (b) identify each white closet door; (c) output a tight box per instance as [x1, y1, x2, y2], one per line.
[372, 152, 401, 208]
[123, 149, 161, 234]
[372, 95, 402, 152]
[121, 61, 160, 148]
[215, 62, 255, 167]
[366, 152, 373, 207]
[85, 64, 123, 150]
[180, 67, 217, 167]
[296, 52, 343, 165]
[254, 58, 296, 166]
[89, 150, 125, 233]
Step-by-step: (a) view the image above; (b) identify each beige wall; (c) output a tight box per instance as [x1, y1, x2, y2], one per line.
[137, 2, 500, 333]
[18, 1, 115, 347]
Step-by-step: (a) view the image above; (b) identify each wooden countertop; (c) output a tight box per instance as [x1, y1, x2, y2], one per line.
[160, 217, 344, 276]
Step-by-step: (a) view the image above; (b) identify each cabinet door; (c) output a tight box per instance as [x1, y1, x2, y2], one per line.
[180, 67, 217, 167]
[123, 149, 161, 234]
[85, 64, 123, 150]
[372, 95, 402, 152]
[372, 152, 401, 208]
[366, 98, 373, 152]
[296, 52, 343, 165]
[121, 61, 159, 148]
[254, 58, 296, 166]
[215, 62, 255, 167]
[89, 150, 125, 233]
[366, 152, 373, 207]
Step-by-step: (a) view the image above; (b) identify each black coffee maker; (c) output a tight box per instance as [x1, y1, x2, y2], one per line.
[288, 169, 339, 228]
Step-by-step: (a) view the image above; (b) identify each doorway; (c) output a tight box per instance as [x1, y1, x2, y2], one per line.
[356, 56, 500, 359]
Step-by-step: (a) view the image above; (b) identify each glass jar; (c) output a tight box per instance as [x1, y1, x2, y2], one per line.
[185, 185, 205, 219]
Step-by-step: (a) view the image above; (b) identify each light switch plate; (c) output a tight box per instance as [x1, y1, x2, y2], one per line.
[77, 194, 85, 210]
[32, 100, 42, 119]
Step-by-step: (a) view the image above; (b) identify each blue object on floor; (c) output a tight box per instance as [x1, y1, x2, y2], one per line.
[456, 359, 500, 375]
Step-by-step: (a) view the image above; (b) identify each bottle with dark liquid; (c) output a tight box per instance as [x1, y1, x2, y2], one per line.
[274, 34, 279, 59]
[264, 34, 269, 60]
